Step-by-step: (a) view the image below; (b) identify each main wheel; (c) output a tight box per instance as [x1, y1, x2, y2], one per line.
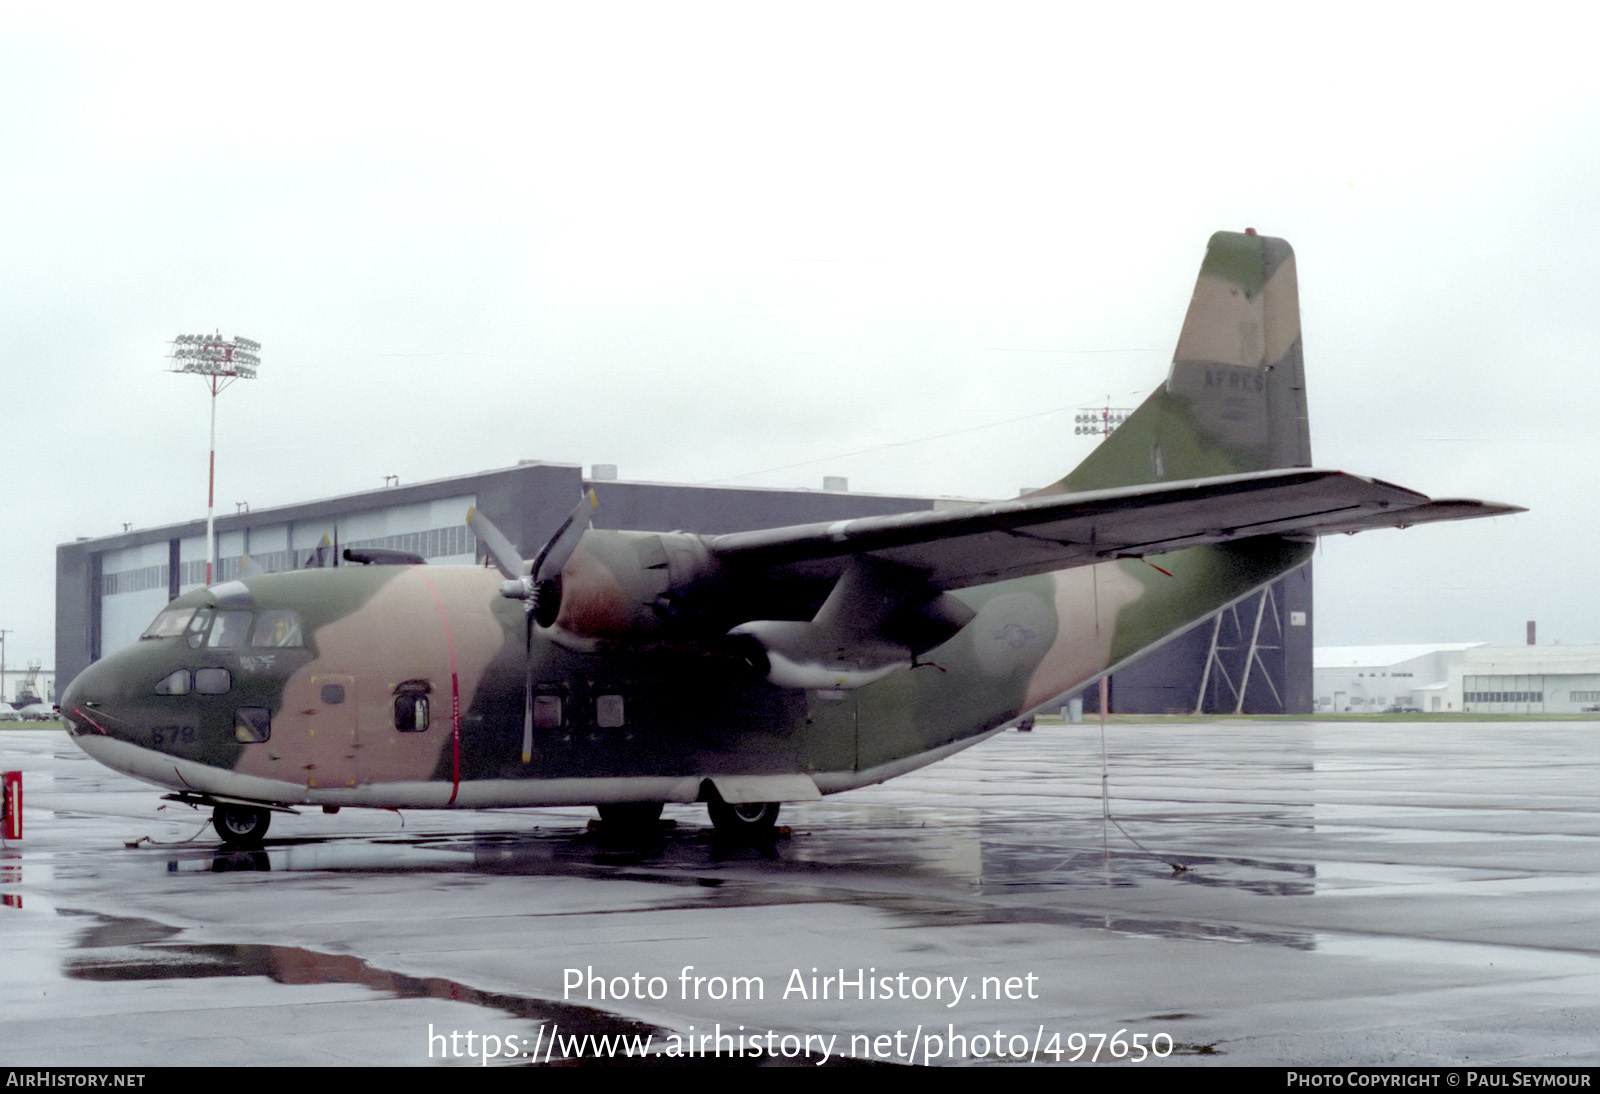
[706, 799, 780, 835]
[212, 804, 271, 847]
[595, 802, 665, 828]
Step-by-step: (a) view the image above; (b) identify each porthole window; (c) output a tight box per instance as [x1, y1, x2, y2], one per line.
[596, 694, 625, 728]
[393, 681, 431, 733]
[234, 707, 271, 743]
[533, 694, 563, 729]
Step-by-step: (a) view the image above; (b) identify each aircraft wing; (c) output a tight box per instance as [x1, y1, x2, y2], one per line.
[708, 468, 1523, 589]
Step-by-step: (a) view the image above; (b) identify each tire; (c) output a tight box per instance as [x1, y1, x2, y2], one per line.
[595, 802, 664, 828]
[706, 799, 780, 835]
[212, 804, 271, 847]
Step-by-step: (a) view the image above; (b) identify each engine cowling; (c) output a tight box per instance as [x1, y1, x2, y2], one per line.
[727, 556, 976, 689]
[544, 530, 720, 650]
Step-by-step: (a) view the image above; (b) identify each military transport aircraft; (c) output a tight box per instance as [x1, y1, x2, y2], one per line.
[58, 231, 1520, 846]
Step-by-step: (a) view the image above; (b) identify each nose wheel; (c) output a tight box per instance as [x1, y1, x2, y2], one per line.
[212, 804, 272, 847]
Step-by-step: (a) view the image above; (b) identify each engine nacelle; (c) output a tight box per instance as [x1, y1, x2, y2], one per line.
[728, 620, 911, 689]
[727, 556, 976, 690]
[545, 530, 720, 651]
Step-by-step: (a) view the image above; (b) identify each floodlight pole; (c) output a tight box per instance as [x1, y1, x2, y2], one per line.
[205, 372, 220, 585]
[1073, 398, 1133, 440]
[169, 333, 261, 586]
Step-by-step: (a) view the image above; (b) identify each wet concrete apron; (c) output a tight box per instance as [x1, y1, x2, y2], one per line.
[4, 720, 1598, 1066]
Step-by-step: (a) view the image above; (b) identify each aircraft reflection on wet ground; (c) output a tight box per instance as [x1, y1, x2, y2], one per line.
[5, 719, 1600, 1066]
[153, 816, 1324, 956]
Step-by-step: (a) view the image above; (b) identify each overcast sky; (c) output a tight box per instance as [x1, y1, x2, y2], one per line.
[4, 2, 1594, 673]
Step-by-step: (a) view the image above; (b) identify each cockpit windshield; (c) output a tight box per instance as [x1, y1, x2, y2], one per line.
[140, 607, 195, 639]
[140, 605, 305, 648]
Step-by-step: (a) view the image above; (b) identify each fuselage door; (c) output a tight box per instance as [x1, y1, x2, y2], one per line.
[801, 688, 858, 774]
[307, 672, 358, 789]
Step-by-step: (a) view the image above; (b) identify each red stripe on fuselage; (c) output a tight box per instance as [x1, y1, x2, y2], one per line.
[419, 572, 464, 804]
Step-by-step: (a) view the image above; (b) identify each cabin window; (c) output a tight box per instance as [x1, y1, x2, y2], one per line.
[154, 670, 191, 696]
[533, 694, 563, 729]
[234, 707, 271, 743]
[142, 608, 196, 640]
[251, 610, 304, 648]
[596, 694, 625, 728]
[393, 681, 431, 732]
[195, 668, 232, 695]
[320, 684, 345, 704]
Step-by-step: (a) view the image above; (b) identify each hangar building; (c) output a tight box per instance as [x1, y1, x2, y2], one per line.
[1314, 643, 1483, 713]
[1449, 644, 1600, 713]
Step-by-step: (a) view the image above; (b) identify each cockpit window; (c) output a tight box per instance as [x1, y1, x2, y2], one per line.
[179, 608, 306, 650]
[142, 608, 196, 639]
[185, 608, 213, 649]
[195, 668, 232, 695]
[208, 611, 253, 649]
[250, 610, 304, 648]
[154, 670, 191, 696]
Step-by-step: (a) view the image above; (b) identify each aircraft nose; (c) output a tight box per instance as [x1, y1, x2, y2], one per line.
[58, 660, 113, 737]
[59, 673, 87, 734]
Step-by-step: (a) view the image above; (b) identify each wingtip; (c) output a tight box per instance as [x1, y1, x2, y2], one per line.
[1484, 501, 1528, 517]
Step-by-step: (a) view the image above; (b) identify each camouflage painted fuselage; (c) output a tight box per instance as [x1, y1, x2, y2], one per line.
[59, 534, 1309, 811]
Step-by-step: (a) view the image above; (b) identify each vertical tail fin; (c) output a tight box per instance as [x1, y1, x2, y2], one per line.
[1050, 230, 1311, 494]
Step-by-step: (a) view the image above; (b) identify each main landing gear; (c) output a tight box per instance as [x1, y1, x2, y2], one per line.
[212, 804, 272, 848]
[594, 802, 665, 829]
[706, 798, 780, 836]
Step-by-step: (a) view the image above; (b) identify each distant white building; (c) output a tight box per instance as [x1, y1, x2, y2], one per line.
[2, 667, 54, 709]
[1314, 643, 1483, 713]
[1447, 645, 1600, 713]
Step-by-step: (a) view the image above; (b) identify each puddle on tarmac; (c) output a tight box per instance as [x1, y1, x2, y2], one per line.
[56, 909, 896, 1067]
[60, 910, 657, 1033]
[58, 909, 883, 1066]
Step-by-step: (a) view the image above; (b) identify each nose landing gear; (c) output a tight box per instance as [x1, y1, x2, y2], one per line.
[212, 804, 272, 847]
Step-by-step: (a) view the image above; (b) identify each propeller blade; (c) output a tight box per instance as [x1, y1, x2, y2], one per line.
[531, 489, 597, 585]
[522, 620, 534, 763]
[467, 506, 528, 582]
[467, 493, 598, 762]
